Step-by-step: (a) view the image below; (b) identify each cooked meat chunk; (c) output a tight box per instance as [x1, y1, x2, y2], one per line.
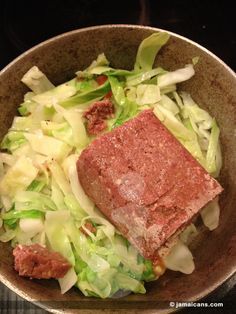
[84, 99, 114, 135]
[13, 244, 71, 279]
[77, 110, 223, 260]
[80, 221, 96, 236]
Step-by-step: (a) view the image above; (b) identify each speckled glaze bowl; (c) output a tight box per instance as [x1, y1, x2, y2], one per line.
[0, 25, 235, 313]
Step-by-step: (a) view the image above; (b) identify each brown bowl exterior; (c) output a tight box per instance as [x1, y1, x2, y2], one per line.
[0, 25, 235, 313]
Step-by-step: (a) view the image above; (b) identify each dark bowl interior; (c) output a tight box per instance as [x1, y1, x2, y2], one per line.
[0, 25, 235, 313]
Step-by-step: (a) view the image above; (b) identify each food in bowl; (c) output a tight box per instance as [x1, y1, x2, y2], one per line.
[0, 32, 223, 298]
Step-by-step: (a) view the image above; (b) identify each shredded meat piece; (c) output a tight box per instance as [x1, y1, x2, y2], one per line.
[84, 99, 114, 135]
[13, 244, 71, 279]
[80, 222, 96, 236]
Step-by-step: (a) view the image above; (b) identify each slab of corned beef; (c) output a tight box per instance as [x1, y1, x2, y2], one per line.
[77, 109, 223, 260]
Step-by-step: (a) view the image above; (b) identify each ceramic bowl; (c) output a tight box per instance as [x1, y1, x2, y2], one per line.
[0, 25, 235, 313]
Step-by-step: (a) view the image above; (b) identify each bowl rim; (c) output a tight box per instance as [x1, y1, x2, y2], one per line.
[0, 24, 235, 313]
[0, 24, 235, 78]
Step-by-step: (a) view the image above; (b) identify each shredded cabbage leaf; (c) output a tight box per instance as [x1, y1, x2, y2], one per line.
[134, 32, 170, 71]
[21, 66, 55, 94]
